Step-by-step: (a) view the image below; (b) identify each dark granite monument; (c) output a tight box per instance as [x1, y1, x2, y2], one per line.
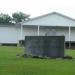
[25, 36, 65, 58]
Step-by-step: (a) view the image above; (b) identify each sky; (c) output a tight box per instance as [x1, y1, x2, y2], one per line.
[0, 0, 75, 18]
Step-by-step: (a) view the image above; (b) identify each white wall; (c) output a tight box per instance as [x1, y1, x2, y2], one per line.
[0, 25, 18, 43]
[0, 25, 75, 44]
[70, 27, 75, 41]
[23, 26, 75, 41]
[56, 27, 69, 41]
[22, 13, 75, 27]
[22, 26, 38, 40]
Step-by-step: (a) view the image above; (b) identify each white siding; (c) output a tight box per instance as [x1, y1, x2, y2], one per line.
[70, 27, 75, 41]
[22, 13, 75, 27]
[0, 25, 74, 44]
[0, 26, 18, 43]
[22, 26, 38, 40]
[56, 27, 69, 41]
[22, 26, 75, 41]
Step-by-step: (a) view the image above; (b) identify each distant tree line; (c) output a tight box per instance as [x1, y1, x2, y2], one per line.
[0, 12, 30, 24]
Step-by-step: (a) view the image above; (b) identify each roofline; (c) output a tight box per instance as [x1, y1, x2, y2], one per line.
[22, 24, 75, 27]
[21, 11, 75, 24]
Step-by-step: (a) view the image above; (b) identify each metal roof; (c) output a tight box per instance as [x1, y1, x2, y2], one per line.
[21, 12, 75, 27]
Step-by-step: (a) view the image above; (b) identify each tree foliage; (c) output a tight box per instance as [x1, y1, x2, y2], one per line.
[12, 12, 30, 23]
[0, 12, 30, 24]
[0, 13, 12, 24]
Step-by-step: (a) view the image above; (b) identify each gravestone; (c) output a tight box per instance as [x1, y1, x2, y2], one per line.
[25, 36, 65, 58]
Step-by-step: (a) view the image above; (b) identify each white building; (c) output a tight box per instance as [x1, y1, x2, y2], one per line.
[0, 12, 75, 48]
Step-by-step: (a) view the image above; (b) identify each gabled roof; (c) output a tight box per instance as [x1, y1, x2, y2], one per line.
[22, 12, 75, 27]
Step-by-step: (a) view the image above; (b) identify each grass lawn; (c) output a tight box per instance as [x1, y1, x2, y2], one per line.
[0, 46, 75, 75]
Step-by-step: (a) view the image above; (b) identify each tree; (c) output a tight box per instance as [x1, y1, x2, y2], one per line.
[12, 12, 30, 23]
[0, 13, 12, 24]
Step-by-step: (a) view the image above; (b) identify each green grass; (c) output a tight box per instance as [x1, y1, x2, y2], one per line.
[0, 46, 75, 75]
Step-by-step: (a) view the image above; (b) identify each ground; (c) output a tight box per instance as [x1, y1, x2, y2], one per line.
[0, 46, 75, 75]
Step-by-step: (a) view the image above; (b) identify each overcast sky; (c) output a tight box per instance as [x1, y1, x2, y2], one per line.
[0, 0, 75, 18]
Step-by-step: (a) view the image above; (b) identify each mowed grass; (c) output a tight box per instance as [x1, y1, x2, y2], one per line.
[0, 46, 75, 75]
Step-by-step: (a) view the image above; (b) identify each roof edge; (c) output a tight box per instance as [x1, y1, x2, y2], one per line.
[22, 11, 75, 24]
